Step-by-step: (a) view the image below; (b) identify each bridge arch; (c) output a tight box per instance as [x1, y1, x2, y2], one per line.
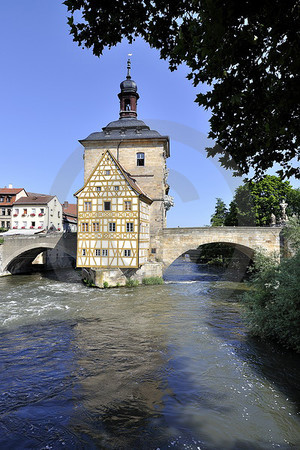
[161, 241, 255, 272]
[157, 227, 281, 271]
[1, 233, 77, 274]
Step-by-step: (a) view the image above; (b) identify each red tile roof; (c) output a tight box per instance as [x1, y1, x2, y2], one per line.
[63, 203, 77, 217]
[0, 188, 25, 194]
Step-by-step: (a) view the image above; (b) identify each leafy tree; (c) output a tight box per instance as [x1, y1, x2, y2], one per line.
[226, 175, 293, 226]
[64, 0, 300, 179]
[286, 188, 300, 218]
[243, 219, 300, 352]
[224, 201, 238, 226]
[210, 198, 228, 226]
[282, 216, 300, 251]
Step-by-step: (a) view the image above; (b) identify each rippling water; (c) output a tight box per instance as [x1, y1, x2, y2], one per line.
[0, 260, 299, 449]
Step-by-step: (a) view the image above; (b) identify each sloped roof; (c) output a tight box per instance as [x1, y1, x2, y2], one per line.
[63, 203, 77, 217]
[74, 150, 152, 205]
[14, 195, 55, 205]
[80, 117, 169, 149]
[0, 188, 25, 195]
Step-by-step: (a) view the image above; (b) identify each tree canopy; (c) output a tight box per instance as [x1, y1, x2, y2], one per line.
[210, 198, 228, 226]
[64, 0, 300, 179]
[211, 175, 299, 226]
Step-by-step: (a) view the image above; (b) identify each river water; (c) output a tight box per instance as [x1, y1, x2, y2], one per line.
[0, 260, 299, 449]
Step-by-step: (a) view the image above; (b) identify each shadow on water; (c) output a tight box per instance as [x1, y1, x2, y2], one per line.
[206, 280, 300, 415]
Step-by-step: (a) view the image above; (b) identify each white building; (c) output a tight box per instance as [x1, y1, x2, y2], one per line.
[12, 195, 62, 232]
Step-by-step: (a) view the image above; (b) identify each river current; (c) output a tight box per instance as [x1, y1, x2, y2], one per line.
[0, 260, 299, 449]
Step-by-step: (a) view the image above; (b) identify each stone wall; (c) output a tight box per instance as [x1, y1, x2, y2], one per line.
[154, 226, 282, 268]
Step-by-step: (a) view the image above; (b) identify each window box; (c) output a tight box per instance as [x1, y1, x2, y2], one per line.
[13, 214, 18, 217]
[38, 226, 43, 229]
[30, 226, 35, 229]
[21, 226, 25, 229]
[22, 214, 26, 217]
[13, 226, 17, 229]
[58, 228, 61, 231]
[30, 214, 36, 217]
[38, 213, 44, 216]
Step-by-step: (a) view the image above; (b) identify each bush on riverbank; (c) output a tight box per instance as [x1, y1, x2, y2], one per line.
[142, 276, 164, 285]
[243, 222, 300, 352]
[125, 279, 139, 287]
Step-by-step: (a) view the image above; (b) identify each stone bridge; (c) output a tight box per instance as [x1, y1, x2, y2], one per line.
[0, 232, 77, 275]
[0, 227, 282, 276]
[154, 227, 282, 269]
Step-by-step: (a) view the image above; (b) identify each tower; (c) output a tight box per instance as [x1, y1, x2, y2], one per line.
[75, 60, 173, 286]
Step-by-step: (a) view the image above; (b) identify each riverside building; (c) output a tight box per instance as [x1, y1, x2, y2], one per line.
[12, 195, 62, 232]
[75, 60, 173, 286]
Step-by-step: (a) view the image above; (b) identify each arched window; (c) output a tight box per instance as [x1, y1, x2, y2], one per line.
[125, 99, 131, 111]
[137, 152, 145, 166]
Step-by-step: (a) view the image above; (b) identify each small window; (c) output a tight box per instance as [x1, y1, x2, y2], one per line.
[96, 186, 101, 191]
[151, 248, 157, 254]
[81, 222, 89, 232]
[104, 201, 111, 211]
[109, 222, 116, 232]
[105, 170, 110, 175]
[126, 223, 134, 232]
[1, 208, 5, 215]
[82, 249, 86, 256]
[124, 250, 131, 257]
[95, 249, 101, 256]
[137, 152, 145, 166]
[102, 249, 108, 256]
[114, 186, 119, 191]
[124, 99, 131, 111]
[7, 209, 11, 216]
[84, 201, 92, 211]
[0, 197, 4, 203]
[93, 222, 99, 232]
[40, 208, 44, 214]
[58, 211, 60, 218]
[23, 209, 27, 214]
[124, 201, 131, 211]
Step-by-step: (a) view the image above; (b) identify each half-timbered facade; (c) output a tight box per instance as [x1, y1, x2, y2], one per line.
[75, 150, 152, 269]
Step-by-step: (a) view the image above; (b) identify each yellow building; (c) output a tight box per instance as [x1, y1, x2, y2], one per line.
[75, 60, 173, 285]
[75, 150, 152, 269]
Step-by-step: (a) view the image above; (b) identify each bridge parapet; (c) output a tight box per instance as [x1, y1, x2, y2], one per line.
[0, 233, 77, 274]
[153, 226, 282, 269]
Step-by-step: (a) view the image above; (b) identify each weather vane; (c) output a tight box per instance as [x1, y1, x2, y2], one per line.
[127, 53, 132, 78]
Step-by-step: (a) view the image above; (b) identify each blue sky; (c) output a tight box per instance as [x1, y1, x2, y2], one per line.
[1, 1, 298, 227]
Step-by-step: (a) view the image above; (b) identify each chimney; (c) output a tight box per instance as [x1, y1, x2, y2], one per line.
[8, 184, 13, 189]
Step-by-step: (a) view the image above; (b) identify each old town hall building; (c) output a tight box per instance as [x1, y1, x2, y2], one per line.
[75, 60, 173, 286]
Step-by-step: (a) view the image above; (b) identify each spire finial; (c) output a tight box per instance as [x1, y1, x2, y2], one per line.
[127, 53, 132, 79]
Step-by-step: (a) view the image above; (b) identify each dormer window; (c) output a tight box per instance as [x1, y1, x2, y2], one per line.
[137, 152, 145, 166]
